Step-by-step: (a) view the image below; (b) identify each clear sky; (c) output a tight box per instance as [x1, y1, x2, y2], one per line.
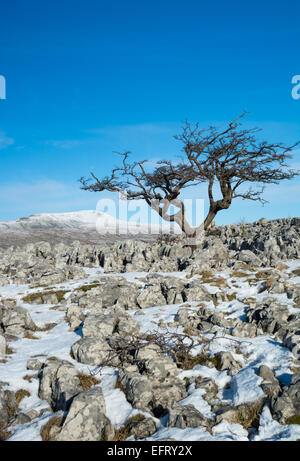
[0, 0, 299, 224]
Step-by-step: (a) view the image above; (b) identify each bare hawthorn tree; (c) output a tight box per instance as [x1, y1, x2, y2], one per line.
[79, 113, 299, 240]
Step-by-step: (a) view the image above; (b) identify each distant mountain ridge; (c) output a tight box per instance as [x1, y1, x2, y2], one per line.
[0, 210, 180, 235]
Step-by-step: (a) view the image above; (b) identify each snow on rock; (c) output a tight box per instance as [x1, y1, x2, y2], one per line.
[178, 387, 213, 419]
[212, 420, 249, 441]
[99, 369, 134, 427]
[225, 367, 265, 406]
[253, 406, 300, 441]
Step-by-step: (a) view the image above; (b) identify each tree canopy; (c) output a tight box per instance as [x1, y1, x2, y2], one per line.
[80, 113, 299, 240]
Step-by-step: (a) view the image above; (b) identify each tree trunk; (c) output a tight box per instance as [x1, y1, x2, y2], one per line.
[203, 207, 217, 230]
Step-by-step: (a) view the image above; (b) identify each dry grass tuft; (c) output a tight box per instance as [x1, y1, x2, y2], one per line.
[264, 279, 275, 289]
[183, 326, 198, 336]
[0, 427, 11, 441]
[217, 399, 264, 430]
[5, 394, 18, 421]
[77, 373, 99, 391]
[242, 297, 257, 305]
[77, 282, 101, 292]
[115, 378, 126, 393]
[193, 271, 229, 288]
[212, 297, 218, 307]
[40, 415, 64, 441]
[213, 277, 228, 288]
[23, 374, 38, 383]
[276, 264, 289, 271]
[15, 389, 31, 405]
[199, 270, 214, 279]
[22, 289, 67, 304]
[236, 399, 265, 430]
[286, 414, 300, 425]
[5, 345, 14, 355]
[254, 270, 273, 280]
[178, 352, 220, 370]
[113, 414, 145, 441]
[183, 377, 191, 390]
[24, 331, 39, 340]
[230, 271, 250, 279]
[35, 323, 57, 332]
[227, 292, 238, 302]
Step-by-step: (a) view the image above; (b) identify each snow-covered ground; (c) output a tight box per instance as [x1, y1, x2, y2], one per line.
[1, 260, 300, 441]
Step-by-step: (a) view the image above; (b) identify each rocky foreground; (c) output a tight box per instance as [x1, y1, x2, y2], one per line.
[0, 217, 300, 441]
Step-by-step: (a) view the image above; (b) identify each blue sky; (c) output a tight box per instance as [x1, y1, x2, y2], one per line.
[0, 0, 299, 224]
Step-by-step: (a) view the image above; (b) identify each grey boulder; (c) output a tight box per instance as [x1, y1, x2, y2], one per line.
[57, 387, 114, 441]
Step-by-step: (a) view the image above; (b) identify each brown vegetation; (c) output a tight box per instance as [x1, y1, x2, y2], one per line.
[113, 414, 146, 441]
[40, 415, 64, 441]
[77, 373, 99, 391]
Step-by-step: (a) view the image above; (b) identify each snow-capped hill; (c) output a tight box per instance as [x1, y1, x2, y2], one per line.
[0, 210, 180, 235]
